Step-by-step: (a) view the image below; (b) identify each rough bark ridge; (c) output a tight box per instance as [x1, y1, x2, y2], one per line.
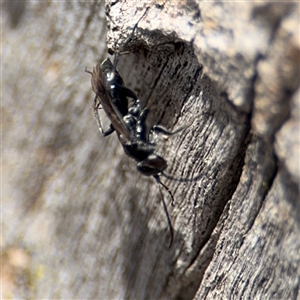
[2, 1, 299, 299]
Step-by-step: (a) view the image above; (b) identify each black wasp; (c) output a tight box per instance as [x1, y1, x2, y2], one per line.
[86, 12, 185, 247]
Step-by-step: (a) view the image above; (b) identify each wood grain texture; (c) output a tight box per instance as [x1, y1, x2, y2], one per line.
[2, 1, 299, 299]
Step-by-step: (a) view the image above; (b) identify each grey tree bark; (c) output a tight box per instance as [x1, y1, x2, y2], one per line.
[2, 1, 299, 299]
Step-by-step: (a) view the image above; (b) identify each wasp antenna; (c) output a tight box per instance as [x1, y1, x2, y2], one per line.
[155, 175, 175, 206]
[154, 175, 174, 248]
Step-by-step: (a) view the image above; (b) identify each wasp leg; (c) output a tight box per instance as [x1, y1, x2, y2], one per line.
[153, 174, 174, 248]
[112, 7, 150, 71]
[152, 124, 187, 136]
[93, 95, 115, 136]
[102, 124, 115, 136]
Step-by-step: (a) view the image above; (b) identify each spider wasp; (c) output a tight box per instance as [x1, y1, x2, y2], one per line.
[86, 10, 186, 247]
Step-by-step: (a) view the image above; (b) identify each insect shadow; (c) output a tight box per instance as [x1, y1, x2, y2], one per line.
[85, 9, 189, 248]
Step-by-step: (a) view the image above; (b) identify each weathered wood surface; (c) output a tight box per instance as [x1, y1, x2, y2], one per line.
[2, 1, 299, 299]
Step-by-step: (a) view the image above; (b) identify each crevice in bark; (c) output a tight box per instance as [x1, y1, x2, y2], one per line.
[175, 131, 252, 300]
